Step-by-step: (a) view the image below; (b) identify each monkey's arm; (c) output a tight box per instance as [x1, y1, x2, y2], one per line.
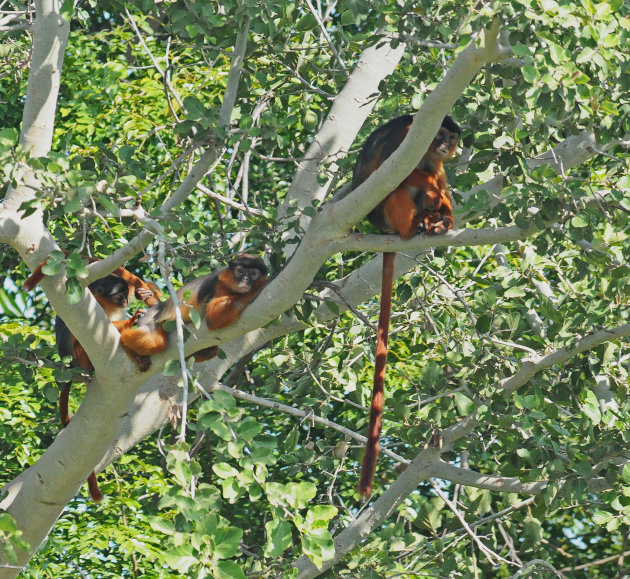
[112, 269, 161, 306]
[23, 253, 159, 307]
[405, 169, 454, 234]
[381, 187, 422, 240]
[111, 309, 145, 331]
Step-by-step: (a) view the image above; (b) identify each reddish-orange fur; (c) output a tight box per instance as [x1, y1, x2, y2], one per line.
[353, 115, 460, 498]
[119, 255, 268, 363]
[358, 251, 394, 497]
[68, 310, 149, 373]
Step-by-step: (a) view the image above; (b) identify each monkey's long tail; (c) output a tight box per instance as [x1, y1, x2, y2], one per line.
[359, 252, 395, 499]
[59, 382, 104, 502]
[59, 383, 72, 427]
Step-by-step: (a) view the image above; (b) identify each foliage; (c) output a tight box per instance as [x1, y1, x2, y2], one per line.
[1, 0, 629, 577]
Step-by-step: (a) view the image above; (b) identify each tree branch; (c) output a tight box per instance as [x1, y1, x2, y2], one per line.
[211, 383, 408, 464]
[278, 36, 406, 252]
[501, 323, 630, 396]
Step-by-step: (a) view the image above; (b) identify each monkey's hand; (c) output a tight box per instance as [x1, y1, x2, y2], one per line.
[135, 287, 154, 302]
[420, 210, 453, 235]
[129, 309, 146, 324]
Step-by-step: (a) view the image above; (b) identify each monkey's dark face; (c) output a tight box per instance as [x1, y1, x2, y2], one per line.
[231, 264, 267, 294]
[108, 291, 129, 308]
[90, 276, 130, 308]
[432, 127, 460, 160]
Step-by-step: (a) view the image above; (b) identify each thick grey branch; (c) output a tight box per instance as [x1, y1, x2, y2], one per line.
[501, 323, 630, 396]
[278, 36, 405, 243]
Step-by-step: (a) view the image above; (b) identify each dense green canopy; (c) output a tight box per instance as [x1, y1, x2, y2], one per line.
[1, 1, 629, 577]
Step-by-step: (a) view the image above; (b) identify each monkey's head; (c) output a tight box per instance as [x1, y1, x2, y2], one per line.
[431, 116, 461, 160]
[228, 255, 269, 294]
[89, 275, 130, 308]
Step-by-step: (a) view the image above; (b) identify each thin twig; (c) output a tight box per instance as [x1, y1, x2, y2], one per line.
[303, 0, 348, 77]
[430, 479, 511, 567]
[199, 381, 410, 464]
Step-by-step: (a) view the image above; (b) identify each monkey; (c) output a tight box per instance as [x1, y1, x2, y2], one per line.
[24, 254, 161, 500]
[56, 274, 152, 502]
[353, 114, 460, 239]
[23, 252, 160, 307]
[351, 114, 461, 498]
[119, 254, 269, 363]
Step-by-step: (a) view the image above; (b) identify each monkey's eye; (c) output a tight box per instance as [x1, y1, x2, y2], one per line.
[248, 269, 260, 281]
[234, 266, 244, 278]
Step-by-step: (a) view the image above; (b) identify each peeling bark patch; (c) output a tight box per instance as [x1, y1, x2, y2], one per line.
[159, 385, 178, 400]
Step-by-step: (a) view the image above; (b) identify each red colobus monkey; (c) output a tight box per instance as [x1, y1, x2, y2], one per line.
[55, 273, 156, 501]
[352, 114, 461, 498]
[119, 255, 269, 362]
[24, 255, 160, 500]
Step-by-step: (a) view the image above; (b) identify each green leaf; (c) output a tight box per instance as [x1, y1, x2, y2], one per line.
[265, 519, 293, 558]
[236, 417, 263, 439]
[168, 456, 193, 487]
[118, 145, 135, 163]
[162, 359, 183, 376]
[184, 96, 206, 119]
[0, 513, 18, 532]
[593, 511, 614, 526]
[475, 314, 492, 333]
[296, 13, 318, 31]
[396, 282, 412, 302]
[41, 261, 62, 276]
[453, 391, 476, 415]
[302, 527, 335, 568]
[504, 286, 526, 298]
[189, 308, 202, 329]
[571, 214, 589, 228]
[204, 415, 233, 441]
[214, 525, 243, 559]
[582, 389, 601, 425]
[305, 505, 338, 528]
[147, 516, 175, 535]
[522, 66, 539, 83]
[163, 545, 198, 573]
[0, 128, 18, 146]
[97, 194, 119, 215]
[340, 10, 355, 26]
[60, 0, 74, 20]
[64, 196, 82, 213]
[65, 278, 83, 305]
[213, 462, 239, 479]
[214, 560, 246, 579]
[522, 516, 542, 548]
